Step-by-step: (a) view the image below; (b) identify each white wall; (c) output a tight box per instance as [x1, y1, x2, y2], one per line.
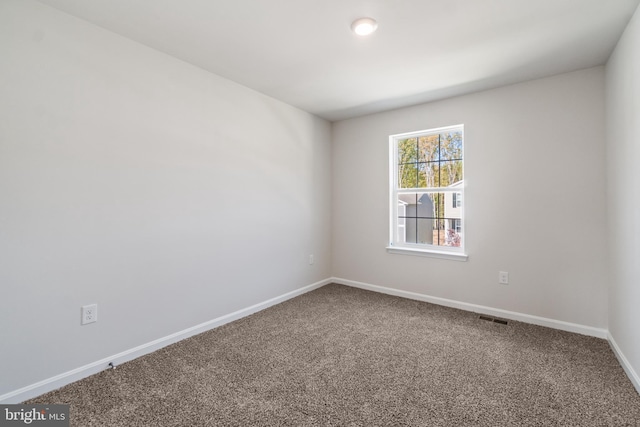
[0, 0, 331, 397]
[606, 4, 640, 388]
[332, 67, 608, 329]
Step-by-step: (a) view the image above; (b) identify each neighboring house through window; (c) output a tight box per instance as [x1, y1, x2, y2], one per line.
[388, 125, 466, 260]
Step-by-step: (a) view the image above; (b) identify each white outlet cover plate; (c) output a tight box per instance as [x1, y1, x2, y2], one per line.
[499, 271, 509, 285]
[81, 304, 98, 325]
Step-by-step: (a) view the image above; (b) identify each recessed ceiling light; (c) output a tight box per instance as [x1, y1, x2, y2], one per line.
[351, 17, 378, 36]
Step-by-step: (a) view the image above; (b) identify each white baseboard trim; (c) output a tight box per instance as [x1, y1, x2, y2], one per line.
[608, 333, 640, 395]
[5, 277, 629, 404]
[332, 277, 608, 339]
[0, 278, 332, 404]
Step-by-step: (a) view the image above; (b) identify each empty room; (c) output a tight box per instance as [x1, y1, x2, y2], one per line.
[1, 0, 640, 425]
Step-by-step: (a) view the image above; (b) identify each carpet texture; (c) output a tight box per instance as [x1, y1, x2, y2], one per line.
[29, 284, 640, 426]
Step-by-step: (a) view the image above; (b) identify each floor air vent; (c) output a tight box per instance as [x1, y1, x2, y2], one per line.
[479, 315, 508, 325]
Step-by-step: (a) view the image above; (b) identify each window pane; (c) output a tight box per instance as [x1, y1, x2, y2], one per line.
[417, 162, 437, 188]
[439, 131, 463, 161]
[398, 138, 418, 164]
[398, 163, 419, 188]
[397, 191, 463, 248]
[398, 133, 463, 189]
[402, 218, 417, 243]
[417, 218, 436, 245]
[418, 134, 439, 162]
[400, 163, 440, 189]
[446, 219, 463, 247]
[437, 160, 463, 186]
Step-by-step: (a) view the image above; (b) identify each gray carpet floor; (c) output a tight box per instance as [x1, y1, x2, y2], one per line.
[29, 284, 640, 426]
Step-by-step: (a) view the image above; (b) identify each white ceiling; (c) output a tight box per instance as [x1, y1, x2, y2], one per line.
[36, 0, 640, 121]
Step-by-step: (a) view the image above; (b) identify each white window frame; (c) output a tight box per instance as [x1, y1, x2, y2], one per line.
[387, 125, 467, 261]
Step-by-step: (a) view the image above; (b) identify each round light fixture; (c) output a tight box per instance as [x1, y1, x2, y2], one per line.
[351, 17, 378, 36]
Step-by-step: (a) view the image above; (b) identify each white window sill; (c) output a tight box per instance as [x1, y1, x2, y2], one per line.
[386, 246, 468, 261]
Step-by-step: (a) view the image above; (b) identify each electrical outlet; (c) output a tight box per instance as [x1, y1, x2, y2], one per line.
[499, 271, 509, 285]
[309, 254, 314, 265]
[81, 304, 98, 325]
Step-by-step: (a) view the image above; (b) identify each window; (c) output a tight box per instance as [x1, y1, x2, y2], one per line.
[453, 192, 461, 208]
[388, 125, 466, 260]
